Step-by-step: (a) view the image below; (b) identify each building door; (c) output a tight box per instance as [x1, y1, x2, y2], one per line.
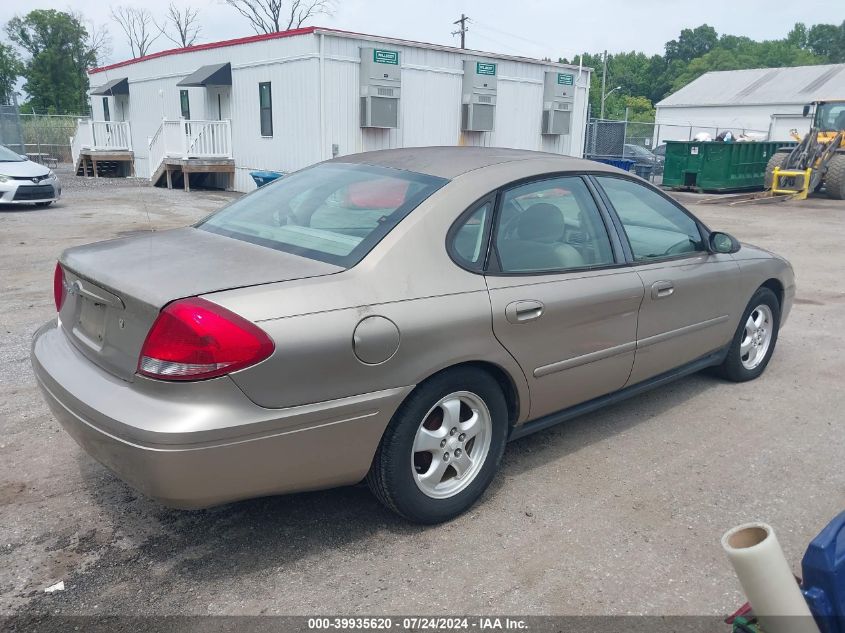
[214, 87, 231, 120]
[115, 95, 129, 122]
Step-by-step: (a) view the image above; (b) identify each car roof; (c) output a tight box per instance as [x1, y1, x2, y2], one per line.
[329, 146, 620, 179]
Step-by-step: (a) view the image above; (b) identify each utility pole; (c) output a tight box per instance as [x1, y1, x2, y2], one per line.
[600, 49, 608, 119]
[452, 14, 469, 49]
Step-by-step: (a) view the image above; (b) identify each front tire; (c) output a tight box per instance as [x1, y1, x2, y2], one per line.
[367, 367, 508, 524]
[824, 153, 845, 200]
[716, 287, 780, 382]
[764, 152, 788, 190]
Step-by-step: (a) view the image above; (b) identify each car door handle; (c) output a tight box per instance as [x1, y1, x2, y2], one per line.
[505, 300, 545, 324]
[651, 281, 675, 299]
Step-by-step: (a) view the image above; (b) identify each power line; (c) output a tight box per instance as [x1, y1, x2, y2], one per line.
[468, 18, 585, 60]
[452, 13, 469, 49]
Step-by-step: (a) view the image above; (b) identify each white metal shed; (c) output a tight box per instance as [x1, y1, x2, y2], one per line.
[81, 27, 592, 192]
[655, 63, 845, 143]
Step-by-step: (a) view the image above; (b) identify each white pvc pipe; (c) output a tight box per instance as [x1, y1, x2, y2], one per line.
[721, 522, 819, 633]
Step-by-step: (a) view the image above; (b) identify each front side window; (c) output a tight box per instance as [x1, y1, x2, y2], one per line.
[815, 102, 845, 131]
[493, 176, 614, 273]
[180, 89, 191, 119]
[596, 176, 704, 261]
[198, 163, 446, 267]
[259, 82, 273, 136]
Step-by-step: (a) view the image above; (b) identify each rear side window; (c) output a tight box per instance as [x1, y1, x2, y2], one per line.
[450, 201, 492, 270]
[596, 176, 705, 261]
[198, 163, 446, 267]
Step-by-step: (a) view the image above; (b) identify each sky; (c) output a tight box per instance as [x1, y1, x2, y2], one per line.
[1, 0, 843, 67]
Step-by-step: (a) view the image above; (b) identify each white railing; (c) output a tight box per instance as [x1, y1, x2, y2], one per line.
[185, 120, 232, 158]
[91, 121, 132, 151]
[72, 119, 132, 153]
[147, 118, 233, 178]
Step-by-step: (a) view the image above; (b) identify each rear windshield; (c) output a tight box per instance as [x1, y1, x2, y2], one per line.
[198, 163, 447, 266]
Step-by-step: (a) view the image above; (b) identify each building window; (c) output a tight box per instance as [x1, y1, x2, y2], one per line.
[180, 89, 191, 120]
[259, 82, 273, 137]
[102, 97, 110, 121]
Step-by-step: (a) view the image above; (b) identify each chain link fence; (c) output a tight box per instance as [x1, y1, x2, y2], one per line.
[583, 118, 772, 182]
[0, 104, 25, 155]
[18, 113, 85, 164]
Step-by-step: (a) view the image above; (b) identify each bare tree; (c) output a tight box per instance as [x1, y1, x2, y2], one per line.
[154, 3, 201, 48]
[87, 21, 113, 66]
[223, 0, 334, 35]
[110, 6, 162, 58]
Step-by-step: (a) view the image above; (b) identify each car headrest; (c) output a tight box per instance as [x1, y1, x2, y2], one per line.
[517, 203, 564, 243]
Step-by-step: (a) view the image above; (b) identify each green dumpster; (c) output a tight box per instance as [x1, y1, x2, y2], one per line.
[662, 141, 794, 192]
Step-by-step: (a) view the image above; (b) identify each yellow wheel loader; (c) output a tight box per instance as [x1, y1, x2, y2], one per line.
[764, 100, 845, 200]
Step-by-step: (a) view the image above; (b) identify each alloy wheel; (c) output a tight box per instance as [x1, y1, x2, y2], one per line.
[740, 304, 774, 370]
[411, 391, 492, 499]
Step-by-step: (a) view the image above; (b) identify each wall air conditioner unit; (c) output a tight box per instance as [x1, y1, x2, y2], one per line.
[360, 47, 401, 128]
[461, 60, 497, 132]
[542, 71, 576, 136]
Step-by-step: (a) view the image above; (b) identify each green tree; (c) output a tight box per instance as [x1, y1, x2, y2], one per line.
[560, 21, 839, 122]
[5, 10, 96, 113]
[807, 21, 845, 62]
[665, 24, 718, 63]
[787, 23, 808, 48]
[0, 42, 23, 104]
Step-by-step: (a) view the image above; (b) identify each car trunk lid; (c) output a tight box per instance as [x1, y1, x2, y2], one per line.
[58, 227, 343, 381]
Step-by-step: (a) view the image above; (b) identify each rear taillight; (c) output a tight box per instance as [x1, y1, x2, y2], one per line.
[53, 263, 66, 312]
[138, 297, 274, 381]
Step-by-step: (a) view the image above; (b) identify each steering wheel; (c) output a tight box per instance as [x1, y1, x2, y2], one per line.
[663, 239, 693, 256]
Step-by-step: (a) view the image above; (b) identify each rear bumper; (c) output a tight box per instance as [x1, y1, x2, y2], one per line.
[31, 321, 410, 508]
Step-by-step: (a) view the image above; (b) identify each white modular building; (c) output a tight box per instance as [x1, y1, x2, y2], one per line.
[654, 63, 845, 143]
[76, 27, 592, 192]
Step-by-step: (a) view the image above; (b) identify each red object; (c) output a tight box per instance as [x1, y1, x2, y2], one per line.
[88, 25, 524, 76]
[89, 27, 318, 74]
[344, 179, 410, 209]
[138, 297, 274, 381]
[53, 263, 66, 312]
[725, 602, 753, 624]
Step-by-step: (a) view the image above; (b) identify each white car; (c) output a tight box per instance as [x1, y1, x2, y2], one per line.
[0, 146, 62, 207]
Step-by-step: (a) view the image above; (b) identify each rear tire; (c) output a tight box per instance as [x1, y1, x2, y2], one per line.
[367, 367, 508, 524]
[716, 287, 780, 383]
[764, 152, 788, 190]
[824, 153, 845, 200]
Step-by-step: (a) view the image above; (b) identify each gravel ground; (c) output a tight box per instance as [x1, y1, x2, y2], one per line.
[1, 173, 843, 619]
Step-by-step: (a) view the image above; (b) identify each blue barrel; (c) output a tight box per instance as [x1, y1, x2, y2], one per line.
[802, 511, 845, 633]
[589, 157, 635, 171]
[250, 170, 284, 187]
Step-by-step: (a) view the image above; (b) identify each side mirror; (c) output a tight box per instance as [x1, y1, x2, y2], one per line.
[802, 104, 811, 117]
[709, 231, 741, 254]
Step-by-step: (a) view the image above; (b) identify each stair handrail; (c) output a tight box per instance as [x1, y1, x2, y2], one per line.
[147, 120, 167, 179]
